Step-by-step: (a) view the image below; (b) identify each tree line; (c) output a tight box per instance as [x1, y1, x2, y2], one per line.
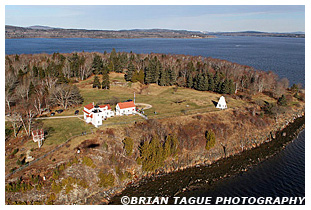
[5, 49, 290, 137]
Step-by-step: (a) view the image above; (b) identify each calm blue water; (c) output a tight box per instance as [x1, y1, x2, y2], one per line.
[182, 131, 305, 199]
[5, 36, 305, 86]
[5, 37, 305, 202]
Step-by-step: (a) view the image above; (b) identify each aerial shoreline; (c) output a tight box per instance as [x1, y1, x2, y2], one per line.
[5, 25, 304, 39]
[107, 115, 305, 204]
[5, 51, 305, 204]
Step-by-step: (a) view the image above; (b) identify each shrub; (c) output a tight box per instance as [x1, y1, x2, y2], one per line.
[46, 193, 56, 205]
[12, 148, 19, 156]
[122, 137, 134, 156]
[277, 95, 287, 106]
[98, 172, 115, 188]
[205, 130, 216, 150]
[51, 180, 62, 194]
[78, 179, 88, 188]
[82, 156, 96, 168]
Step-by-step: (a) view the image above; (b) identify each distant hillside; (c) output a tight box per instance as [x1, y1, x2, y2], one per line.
[205, 31, 305, 38]
[27, 25, 57, 30]
[5, 25, 214, 39]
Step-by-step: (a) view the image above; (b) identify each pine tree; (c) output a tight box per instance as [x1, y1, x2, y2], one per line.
[221, 79, 230, 94]
[125, 62, 135, 81]
[159, 68, 169, 86]
[92, 54, 103, 74]
[137, 70, 145, 84]
[93, 75, 101, 89]
[186, 73, 193, 88]
[208, 75, 215, 91]
[228, 79, 235, 94]
[213, 72, 220, 92]
[144, 64, 153, 84]
[202, 73, 209, 91]
[131, 69, 139, 83]
[186, 61, 195, 72]
[168, 68, 176, 85]
[101, 68, 110, 89]
[197, 74, 205, 91]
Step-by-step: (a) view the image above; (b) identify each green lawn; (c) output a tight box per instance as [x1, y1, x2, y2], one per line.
[39, 118, 94, 145]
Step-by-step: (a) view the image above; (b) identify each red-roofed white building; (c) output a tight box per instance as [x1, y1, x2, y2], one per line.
[116, 101, 136, 116]
[83, 102, 114, 127]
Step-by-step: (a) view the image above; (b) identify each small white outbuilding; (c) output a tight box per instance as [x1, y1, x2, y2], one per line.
[216, 96, 227, 110]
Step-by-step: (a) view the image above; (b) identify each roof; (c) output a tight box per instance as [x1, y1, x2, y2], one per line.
[84, 103, 94, 110]
[32, 129, 44, 136]
[99, 104, 112, 110]
[117, 101, 135, 109]
[83, 110, 90, 114]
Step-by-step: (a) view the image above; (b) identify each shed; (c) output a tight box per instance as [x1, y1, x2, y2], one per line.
[216, 96, 227, 109]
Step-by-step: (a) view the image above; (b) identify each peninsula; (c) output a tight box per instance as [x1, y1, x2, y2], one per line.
[5, 51, 305, 204]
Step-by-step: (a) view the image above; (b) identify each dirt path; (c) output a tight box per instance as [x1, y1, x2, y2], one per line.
[135, 103, 152, 110]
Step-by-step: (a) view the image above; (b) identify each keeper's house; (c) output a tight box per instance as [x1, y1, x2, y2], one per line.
[116, 101, 136, 116]
[83, 102, 114, 127]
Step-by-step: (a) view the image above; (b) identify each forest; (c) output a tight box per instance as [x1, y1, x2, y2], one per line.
[5, 49, 290, 138]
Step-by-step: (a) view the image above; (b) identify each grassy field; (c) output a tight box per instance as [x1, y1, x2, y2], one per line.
[37, 118, 94, 145]
[77, 73, 247, 119]
[35, 73, 266, 147]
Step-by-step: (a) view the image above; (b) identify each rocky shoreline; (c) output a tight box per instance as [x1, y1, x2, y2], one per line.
[106, 114, 305, 204]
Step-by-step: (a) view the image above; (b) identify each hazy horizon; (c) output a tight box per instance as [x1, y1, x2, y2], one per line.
[5, 5, 305, 33]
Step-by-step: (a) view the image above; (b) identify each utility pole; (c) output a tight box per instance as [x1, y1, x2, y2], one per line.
[134, 92, 136, 104]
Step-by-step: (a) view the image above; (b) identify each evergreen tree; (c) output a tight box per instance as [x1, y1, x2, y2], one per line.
[93, 75, 101, 89]
[168, 68, 176, 85]
[159, 68, 169, 86]
[144, 64, 153, 84]
[136, 70, 145, 84]
[92, 54, 104, 74]
[277, 94, 287, 106]
[197, 74, 205, 91]
[131, 69, 139, 82]
[202, 73, 209, 91]
[221, 79, 230, 94]
[186, 73, 193, 88]
[213, 72, 221, 92]
[208, 74, 215, 91]
[228, 79, 235, 94]
[108, 60, 114, 72]
[186, 61, 195, 72]
[125, 62, 135, 81]
[101, 68, 110, 89]
[155, 60, 163, 84]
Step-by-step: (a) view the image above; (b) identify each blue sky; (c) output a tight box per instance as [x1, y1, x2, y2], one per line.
[5, 5, 305, 32]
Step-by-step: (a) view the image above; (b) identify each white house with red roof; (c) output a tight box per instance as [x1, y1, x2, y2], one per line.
[83, 102, 114, 127]
[115, 101, 136, 116]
